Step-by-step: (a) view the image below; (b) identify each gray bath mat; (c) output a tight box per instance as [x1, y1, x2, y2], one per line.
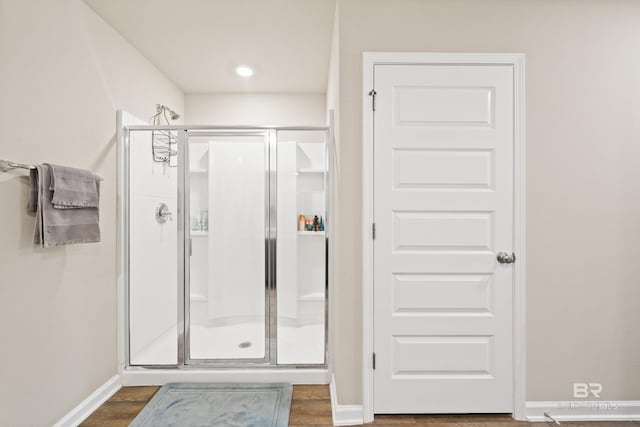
[130, 383, 293, 427]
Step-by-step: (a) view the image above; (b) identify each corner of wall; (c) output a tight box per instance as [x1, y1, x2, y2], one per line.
[330, 374, 364, 426]
[52, 375, 122, 427]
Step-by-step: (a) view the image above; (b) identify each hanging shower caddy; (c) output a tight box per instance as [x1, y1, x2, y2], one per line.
[151, 104, 180, 166]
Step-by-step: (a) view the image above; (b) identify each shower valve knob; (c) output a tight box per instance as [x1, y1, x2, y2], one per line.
[156, 203, 172, 224]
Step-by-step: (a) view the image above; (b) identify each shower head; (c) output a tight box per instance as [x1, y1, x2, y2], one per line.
[154, 104, 180, 123]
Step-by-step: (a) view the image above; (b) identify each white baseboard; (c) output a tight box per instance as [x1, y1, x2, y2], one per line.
[330, 374, 364, 426]
[53, 375, 122, 427]
[527, 401, 640, 422]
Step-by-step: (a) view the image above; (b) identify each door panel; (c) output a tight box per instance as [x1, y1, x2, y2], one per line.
[393, 149, 494, 190]
[392, 335, 493, 375]
[186, 133, 268, 362]
[394, 86, 494, 126]
[392, 274, 493, 314]
[373, 64, 514, 413]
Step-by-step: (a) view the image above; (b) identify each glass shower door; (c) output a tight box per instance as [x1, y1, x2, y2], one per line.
[185, 131, 270, 363]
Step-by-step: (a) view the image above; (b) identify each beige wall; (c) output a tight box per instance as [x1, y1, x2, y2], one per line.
[334, 0, 640, 404]
[185, 93, 326, 126]
[325, 0, 343, 394]
[0, 1, 184, 425]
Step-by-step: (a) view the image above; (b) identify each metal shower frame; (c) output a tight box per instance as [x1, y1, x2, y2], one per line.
[122, 123, 332, 370]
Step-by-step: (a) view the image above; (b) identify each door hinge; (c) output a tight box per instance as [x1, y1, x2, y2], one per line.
[372, 222, 376, 240]
[372, 352, 376, 370]
[368, 89, 377, 111]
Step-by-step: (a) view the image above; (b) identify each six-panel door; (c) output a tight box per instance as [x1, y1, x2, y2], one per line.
[373, 64, 515, 413]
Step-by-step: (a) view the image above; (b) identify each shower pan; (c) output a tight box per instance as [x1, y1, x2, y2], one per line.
[119, 115, 331, 378]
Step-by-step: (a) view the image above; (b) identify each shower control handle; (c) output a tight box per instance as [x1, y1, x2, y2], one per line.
[156, 203, 172, 224]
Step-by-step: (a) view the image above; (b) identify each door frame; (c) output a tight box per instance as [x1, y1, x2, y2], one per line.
[182, 129, 274, 367]
[361, 52, 526, 422]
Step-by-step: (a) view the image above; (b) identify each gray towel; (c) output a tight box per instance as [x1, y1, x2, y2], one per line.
[29, 165, 101, 247]
[47, 163, 98, 208]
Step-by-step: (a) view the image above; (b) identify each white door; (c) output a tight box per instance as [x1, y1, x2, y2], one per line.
[373, 64, 515, 413]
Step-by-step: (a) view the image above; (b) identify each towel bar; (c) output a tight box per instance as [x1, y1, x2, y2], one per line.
[0, 160, 103, 181]
[0, 159, 35, 171]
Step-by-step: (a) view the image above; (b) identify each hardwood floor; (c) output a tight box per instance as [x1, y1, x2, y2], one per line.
[80, 386, 159, 427]
[80, 385, 640, 426]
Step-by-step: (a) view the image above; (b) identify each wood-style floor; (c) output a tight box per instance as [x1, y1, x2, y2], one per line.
[80, 385, 640, 427]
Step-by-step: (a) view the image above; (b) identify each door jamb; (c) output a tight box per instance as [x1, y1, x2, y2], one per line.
[361, 52, 526, 422]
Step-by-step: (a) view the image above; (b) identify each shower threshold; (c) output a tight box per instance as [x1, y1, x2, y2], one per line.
[120, 367, 330, 386]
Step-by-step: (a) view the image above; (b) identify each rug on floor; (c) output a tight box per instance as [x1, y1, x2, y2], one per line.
[129, 383, 293, 427]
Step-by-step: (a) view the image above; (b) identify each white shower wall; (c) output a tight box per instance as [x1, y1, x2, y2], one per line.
[206, 140, 266, 321]
[187, 139, 325, 326]
[129, 128, 178, 365]
[277, 142, 299, 320]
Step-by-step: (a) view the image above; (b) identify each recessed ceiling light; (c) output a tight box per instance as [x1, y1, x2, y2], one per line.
[235, 65, 254, 78]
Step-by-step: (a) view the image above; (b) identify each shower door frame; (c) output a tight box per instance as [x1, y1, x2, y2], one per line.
[182, 128, 273, 367]
[122, 123, 331, 370]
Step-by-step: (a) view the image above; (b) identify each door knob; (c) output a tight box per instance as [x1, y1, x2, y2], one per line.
[497, 252, 516, 264]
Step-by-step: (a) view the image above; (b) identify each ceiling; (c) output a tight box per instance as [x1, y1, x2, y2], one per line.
[84, 0, 336, 94]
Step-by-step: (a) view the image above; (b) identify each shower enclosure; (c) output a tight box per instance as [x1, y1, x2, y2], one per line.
[121, 119, 330, 369]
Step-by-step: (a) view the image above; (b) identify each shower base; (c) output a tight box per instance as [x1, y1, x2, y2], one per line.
[131, 320, 325, 366]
